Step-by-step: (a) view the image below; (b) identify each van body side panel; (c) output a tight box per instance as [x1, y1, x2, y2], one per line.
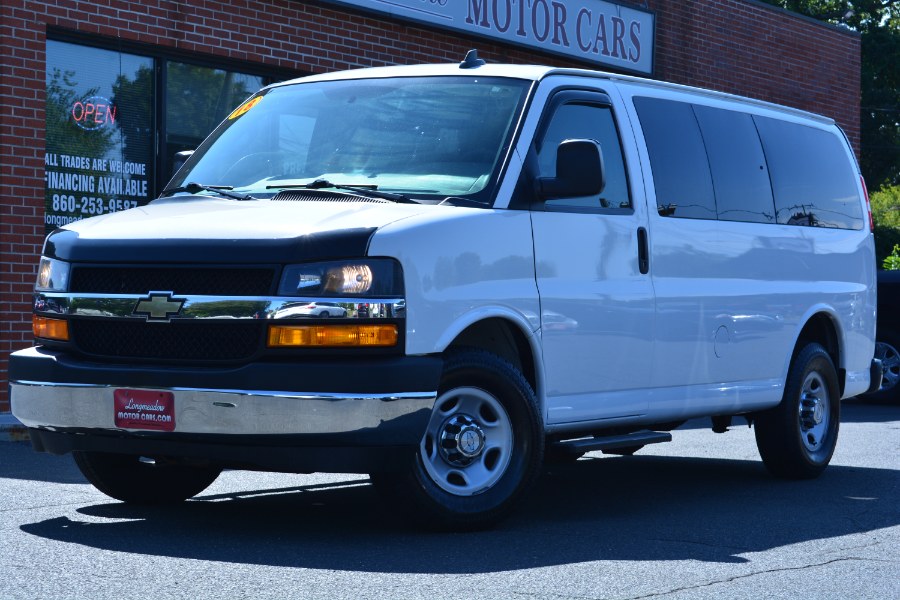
[366, 208, 541, 357]
[618, 82, 875, 416]
[533, 211, 654, 423]
[525, 77, 656, 424]
[645, 219, 872, 406]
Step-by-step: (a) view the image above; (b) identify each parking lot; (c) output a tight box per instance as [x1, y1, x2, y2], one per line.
[1, 398, 897, 600]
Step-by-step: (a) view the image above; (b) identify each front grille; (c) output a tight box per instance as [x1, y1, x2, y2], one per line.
[70, 319, 264, 361]
[70, 267, 275, 295]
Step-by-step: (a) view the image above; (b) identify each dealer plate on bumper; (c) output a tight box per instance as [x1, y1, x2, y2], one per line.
[114, 389, 176, 431]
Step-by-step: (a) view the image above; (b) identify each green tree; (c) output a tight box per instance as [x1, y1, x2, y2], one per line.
[872, 184, 900, 262]
[884, 243, 900, 268]
[862, 24, 900, 188]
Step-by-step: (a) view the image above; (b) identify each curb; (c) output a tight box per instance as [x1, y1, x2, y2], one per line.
[0, 413, 29, 443]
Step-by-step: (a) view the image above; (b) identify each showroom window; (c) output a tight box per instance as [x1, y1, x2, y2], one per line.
[44, 38, 289, 233]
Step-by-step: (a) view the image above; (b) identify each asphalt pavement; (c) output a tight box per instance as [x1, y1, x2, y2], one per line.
[1, 398, 898, 599]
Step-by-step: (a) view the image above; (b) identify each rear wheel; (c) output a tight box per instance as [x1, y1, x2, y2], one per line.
[754, 343, 840, 479]
[373, 348, 543, 529]
[73, 451, 221, 504]
[863, 333, 900, 403]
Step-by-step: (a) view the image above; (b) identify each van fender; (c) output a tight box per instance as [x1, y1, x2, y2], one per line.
[431, 305, 547, 408]
[784, 302, 844, 382]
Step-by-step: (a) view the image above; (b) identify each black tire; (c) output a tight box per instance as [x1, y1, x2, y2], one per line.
[373, 348, 543, 529]
[73, 451, 221, 504]
[754, 343, 840, 479]
[862, 332, 900, 403]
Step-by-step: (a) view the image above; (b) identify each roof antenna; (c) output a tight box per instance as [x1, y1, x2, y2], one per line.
[459, 49, 486, 69]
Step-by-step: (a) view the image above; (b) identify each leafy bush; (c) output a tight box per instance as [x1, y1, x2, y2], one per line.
[885, 244, 900, 270]
[872, 185, 900, 267]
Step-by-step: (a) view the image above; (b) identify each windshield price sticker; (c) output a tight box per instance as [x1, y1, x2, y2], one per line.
[114, 389, 176, 432]
[228, 96, 263, 120]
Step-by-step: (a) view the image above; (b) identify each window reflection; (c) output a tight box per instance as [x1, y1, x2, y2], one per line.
[634, 96, 717, 220]
[754, 116, 864, 230]
[164, 63, 263, 181]
[45, 41, 153, 233]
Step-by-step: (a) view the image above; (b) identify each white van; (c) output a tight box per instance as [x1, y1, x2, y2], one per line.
[12, 53, 881, 528]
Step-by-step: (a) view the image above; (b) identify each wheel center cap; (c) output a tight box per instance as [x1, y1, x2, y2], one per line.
[801, 395, 824, 427]
[812, 401, 824, 424]
[456, 426, 484, 457]
[437, 415, 487, 466]
[456, 425, 485, 458]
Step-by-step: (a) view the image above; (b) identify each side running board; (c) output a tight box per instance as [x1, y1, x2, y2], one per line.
[551, 430, 672, 455]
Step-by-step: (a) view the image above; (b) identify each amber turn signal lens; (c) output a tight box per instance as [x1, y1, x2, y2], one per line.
[33, 315, 69, 341]
[267, 324, 398, 348]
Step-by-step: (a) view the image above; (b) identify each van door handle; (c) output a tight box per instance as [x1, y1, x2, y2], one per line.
[637, 227, 649, 274]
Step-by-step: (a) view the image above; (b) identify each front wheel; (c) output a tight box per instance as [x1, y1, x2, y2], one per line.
[74, 451, 222, 504]
[754, 343, 840, 479]
[374, 349, 543, 529]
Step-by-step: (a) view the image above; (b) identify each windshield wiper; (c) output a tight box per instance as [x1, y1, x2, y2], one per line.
[162, 182, 257, 201]
[439, 196, 488, 208]
[267, 179, 417, 204]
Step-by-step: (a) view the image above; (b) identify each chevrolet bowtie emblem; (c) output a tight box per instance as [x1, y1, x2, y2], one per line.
[133, 292, 186, 321]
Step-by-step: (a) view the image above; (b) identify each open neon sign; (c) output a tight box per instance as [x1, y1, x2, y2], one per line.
[71, 96, 117, 130]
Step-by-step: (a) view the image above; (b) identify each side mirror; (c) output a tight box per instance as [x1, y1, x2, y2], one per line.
[171, 150, 194, 177]
[535, 139, 605, 199]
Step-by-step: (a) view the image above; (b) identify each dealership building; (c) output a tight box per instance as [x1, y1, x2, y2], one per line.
[0, 0, 860, 413]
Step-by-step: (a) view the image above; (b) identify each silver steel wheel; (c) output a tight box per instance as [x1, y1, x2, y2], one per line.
[874, 341, 900, 394]
[755, 342, 839, 480]
[798, 371, 830, 452]
[420, 386, 514, 496]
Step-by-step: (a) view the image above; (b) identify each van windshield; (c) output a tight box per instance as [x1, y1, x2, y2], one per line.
[167, 76, 531, 204]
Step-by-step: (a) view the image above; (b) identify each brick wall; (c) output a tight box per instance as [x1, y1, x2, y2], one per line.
[0, 0, 860, 412]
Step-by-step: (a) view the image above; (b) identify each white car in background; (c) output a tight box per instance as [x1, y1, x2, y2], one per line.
[272, 301, 347, 318]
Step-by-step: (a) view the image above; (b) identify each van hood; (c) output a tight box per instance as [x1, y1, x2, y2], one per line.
[44, 196, 436, 264]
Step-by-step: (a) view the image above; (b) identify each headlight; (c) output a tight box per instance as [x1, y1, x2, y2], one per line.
[278, 259, 403, 297]
[35, 257, 70, 292]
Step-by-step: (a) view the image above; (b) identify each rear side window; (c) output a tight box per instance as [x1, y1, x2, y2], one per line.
[635, 96, 862, 230]
[633, 97, 716, 219]
[694, 105, 775, 224]
[753, 116, 863, 230]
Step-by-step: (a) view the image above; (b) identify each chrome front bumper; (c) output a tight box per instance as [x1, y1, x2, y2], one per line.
[12, 381, 436, 437]
[9, 346, 442, 469]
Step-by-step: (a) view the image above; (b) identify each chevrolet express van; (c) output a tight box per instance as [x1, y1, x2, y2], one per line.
[11, 53, 881, 528]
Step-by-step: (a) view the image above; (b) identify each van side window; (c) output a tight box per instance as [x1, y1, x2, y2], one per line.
[537, 102, 631, 210]
[693, 105, 776, 224]
[753, 116, 864, 230]
[633, 97, 717, 219]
